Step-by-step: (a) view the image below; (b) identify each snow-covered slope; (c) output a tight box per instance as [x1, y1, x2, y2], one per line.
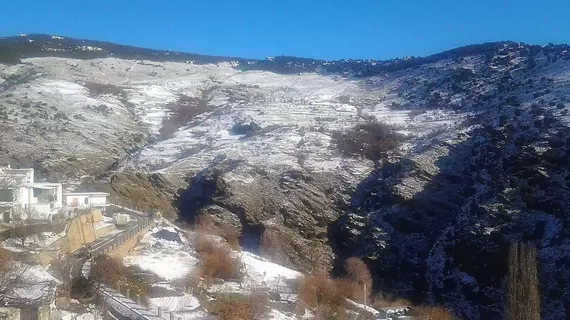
[2, 37, 570, 319]
[122, 222, 306, 319]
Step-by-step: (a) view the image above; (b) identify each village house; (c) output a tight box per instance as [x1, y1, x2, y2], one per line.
[0, 166, 111, 223]
[0, 166, 63, 222]
[0, 262, 60, 320]
[62, 191, 110, 212]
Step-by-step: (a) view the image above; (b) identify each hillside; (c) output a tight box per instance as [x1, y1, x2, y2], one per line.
[1, 34, 570, 319]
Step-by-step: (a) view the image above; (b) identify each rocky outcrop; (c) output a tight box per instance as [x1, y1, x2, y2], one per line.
[81, 172, 178, 219]
[335, 106, 570, 319]
[176, 164, 352, 272]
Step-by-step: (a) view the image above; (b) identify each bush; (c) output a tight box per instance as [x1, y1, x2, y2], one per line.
[298, 273, 348, 320]
[411, 306, 454, 320]
[196, 213, 241, 250]
[212, 292, 268, 320]
[193, 233, 242, 281]
[159, 92, 213, 139]
[90, 255, 150, 297]
[372, 295, 412, 309]
[333, 121, 405, 161]
[0, 247, 11, 273]
[84, 82, 125, 98]
[54, 111, 68, 120]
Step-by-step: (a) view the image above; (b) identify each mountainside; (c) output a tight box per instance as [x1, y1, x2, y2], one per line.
[1, 34, 570, 319]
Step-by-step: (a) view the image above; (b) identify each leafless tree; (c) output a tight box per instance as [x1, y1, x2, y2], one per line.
[507, 242, 540, 320]
[344, 257, 372, 304]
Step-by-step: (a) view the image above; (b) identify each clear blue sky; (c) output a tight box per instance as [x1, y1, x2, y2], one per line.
[1, 0, 569, 60]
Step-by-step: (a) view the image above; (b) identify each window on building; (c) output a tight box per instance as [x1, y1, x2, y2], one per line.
[84, 197, 89, 205]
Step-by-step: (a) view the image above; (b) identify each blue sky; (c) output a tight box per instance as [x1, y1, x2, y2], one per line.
[1, 0, 569, 60]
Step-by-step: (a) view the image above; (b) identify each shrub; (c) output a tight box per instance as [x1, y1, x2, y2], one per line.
[194, 233, 241, 281]
[159, 92, 213, 139]
[212, 292, 268, 320]
[333, 121, 405, 161]
[411, 306, 454, 320]
[196, 213, 241, 250]
[343, 257, 372, 303]
[298, 273, 348, 320]
[84, 82, 125, 98]
[90, 255, 150, 297]
[54, 111, 68, 120]
[372, 295, 412, 309]
[0, 247, 11, 273]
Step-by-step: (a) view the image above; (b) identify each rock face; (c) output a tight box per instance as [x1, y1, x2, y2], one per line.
[176, 164, 351, 272]
[81, 172, 178, 219]
[336, 108, 570, 319]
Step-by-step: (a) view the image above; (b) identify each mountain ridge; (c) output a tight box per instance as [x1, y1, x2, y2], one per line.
[4, 34, 567, 76]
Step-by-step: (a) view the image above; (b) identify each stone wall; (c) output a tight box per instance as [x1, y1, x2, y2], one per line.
[50, 209, 104, 254]
[107, 224, 152, 258]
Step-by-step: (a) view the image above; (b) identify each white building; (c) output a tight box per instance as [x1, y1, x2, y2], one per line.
[0, 165, 63, 221]
[62, 192, 110, 211]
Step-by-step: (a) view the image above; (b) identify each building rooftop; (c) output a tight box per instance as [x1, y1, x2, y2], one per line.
[25, 183, 61, 189]
[63, 192, 110, 196]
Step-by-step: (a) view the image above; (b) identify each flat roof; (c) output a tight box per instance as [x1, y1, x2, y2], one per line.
[25, 183, 61, 189]
[63, 192, 110, 196]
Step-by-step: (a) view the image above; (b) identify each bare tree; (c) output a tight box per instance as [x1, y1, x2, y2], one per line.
[507, 242, 540, 320]
[344, 257, 372, 305]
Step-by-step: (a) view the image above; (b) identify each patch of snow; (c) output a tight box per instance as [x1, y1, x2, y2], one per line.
[123, 226, 198, 280]
[149, 294, 200, 312]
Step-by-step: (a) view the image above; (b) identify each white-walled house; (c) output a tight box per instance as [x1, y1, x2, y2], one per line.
[63, 192, 110, 211]
[0, 165, 63, 221]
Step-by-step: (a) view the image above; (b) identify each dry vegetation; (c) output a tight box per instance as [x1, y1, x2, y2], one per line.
[333, 121, 406, 161]
[0, 247, 11, 273]
[507, 242, 540, 320]
[195, 213, 241, 250]
[297, 273, 349, 320]
[372, 294, 412, 309]
[210, 292, 268, 320]
[83, 82, 126, 98]
[89, 254, 150, 298]
[343, 257, 372, 304]
[411, 306, 455, 320]
[159, 90, 215, 139]
[193, 233, 242, 282]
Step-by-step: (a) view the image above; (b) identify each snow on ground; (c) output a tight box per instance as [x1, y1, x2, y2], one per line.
[267, 309, 309, 320]
[1, 231, 64, 252]
[94, 216, 115, 230]
[240, 252, 301, 289]
[123, 226, 198, 280]
[3, 262, 60, 302]
[149, 294, 200, 312]
[55, 310, 101, 320]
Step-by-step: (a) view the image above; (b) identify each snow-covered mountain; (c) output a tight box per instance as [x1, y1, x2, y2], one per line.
[1, 34, 570, 319]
